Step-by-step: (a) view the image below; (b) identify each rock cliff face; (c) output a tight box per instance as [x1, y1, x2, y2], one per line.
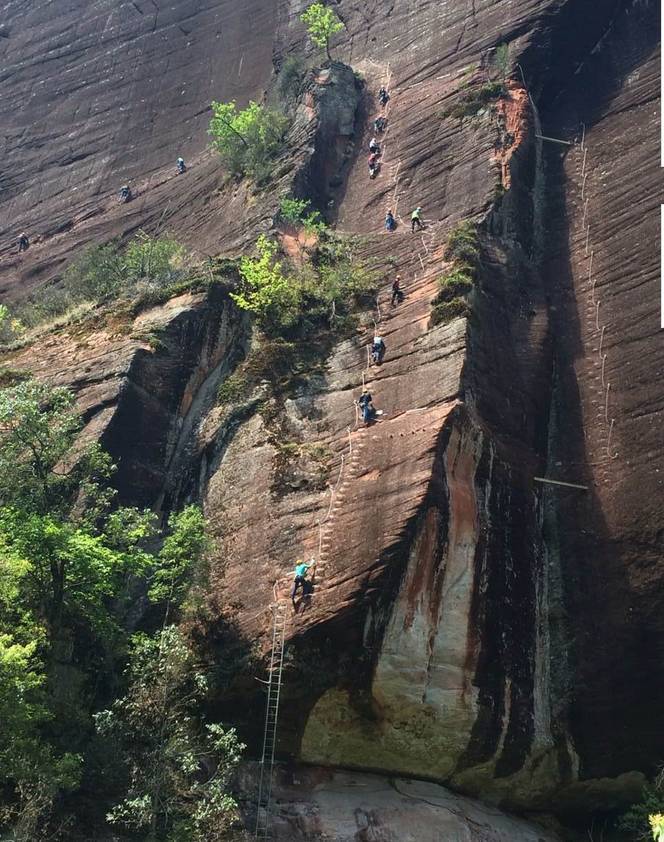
[1, 0, 661, 835]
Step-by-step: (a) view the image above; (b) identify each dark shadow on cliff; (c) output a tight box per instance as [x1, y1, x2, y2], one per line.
[536, 0, 661, 797]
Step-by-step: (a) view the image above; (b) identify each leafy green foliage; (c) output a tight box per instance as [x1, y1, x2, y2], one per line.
[0, 508, 153, 643]
[208, 101, 290, 181]
[232, 235, 300, 330]
[437, 266, 474, 299]
[0, 380, 213, 836]
[279, 197, 311, 225]
[278, 55, 306, 101]
[63, 242, 127, 302]
[430, 297, 469, 327]
[493, 43, 510, 81]
[278, 197, 326, 234]
[619, 772, 664, 841]
[0, 380, 83, 515]
[440, 81, 506, 120]
[6, 233, 188, 336]
[430, 221, 479, 328]
[232, 233, 375, 336]
[445, 220, 480, 265]
[0, 303, 23, 343]
[149, 506, 208, 606]
[65, 232, 183, 302]
[96, 626, 245, 841]
[300, 3, 345, 59]
[0, 635, 46, 772]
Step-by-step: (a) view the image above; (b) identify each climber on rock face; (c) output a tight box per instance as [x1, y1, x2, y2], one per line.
[369, 136, 380, 154]
[373, 115, 387, 133]
[391, 274, 404, 305]
[385, 209, 396, 231]
[371, 335, 386, 365]
[176, 156, 186, 174]
[17, 232, 29, 254]
[119, 184, 132, 203]
[411, 206, 423, 232]
[358, 388, 377, 424]
[368, 152, 380, 178]
[291, 558, 314, 607]
[378, 86, 390, 106]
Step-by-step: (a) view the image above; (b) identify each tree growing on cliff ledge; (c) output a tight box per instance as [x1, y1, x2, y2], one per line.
[208, 101, 289, 182]
[300, 2, 345, 61]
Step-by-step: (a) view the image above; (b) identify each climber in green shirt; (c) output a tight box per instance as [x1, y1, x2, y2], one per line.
[411, 206, 423, 233]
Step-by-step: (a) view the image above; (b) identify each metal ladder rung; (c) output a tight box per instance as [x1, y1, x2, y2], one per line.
[254, 600, 287, 839]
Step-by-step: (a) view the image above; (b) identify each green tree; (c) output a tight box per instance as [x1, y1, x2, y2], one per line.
[279, 197, 311, 225]
[63, 242, 126, 302]
[494, 43, 510, 81]
[0, 303, 23, 344]
[149, 506, 208, 607]
[0, 509, 153, 648]
[232, 235, 300, 330]
[124, 231, 184, 281]
[96, 627, 245, 841]
[0, 380, 83, 515]
[300, 3, 344, 61]
[209, 101, 289, 181]
[278, 197, 326, 234]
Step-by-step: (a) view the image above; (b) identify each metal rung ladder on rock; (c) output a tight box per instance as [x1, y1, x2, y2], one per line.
[254, 601, 287, 839]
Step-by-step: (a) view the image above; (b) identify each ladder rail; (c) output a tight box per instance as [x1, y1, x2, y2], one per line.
[255, 602, 286, 839]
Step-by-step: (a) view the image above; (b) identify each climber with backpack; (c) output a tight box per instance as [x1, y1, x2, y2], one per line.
[411, 206, 423, 232]
[176, 156, 186, 174]
[378, 87, 390, 106]
[385, 209, 396, 231]
[17, 232, 29, 254]
[371, 335, 386, 365]
[119, 184, 132, 203]
[368, 152, 380, 178]
[358, 389, 378, 424]
[373, 115, 387, 133]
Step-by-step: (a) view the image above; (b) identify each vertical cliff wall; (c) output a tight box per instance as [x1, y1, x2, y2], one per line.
[540, 0, 663, 783]
[1, 0, 661, 829]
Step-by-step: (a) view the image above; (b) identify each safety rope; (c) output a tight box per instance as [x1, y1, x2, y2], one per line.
[254, 64, 440, 838]
[574, 127, 618, 461]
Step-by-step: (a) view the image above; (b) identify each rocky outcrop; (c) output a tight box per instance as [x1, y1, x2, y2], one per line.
[244, 766, 562, 841]
[1, 286, 249, 509]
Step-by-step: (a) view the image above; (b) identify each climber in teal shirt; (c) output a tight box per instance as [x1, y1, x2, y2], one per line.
[292, 559, 314, 606]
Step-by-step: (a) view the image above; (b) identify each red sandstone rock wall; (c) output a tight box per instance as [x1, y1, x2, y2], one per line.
[1, 0, 661, 823]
